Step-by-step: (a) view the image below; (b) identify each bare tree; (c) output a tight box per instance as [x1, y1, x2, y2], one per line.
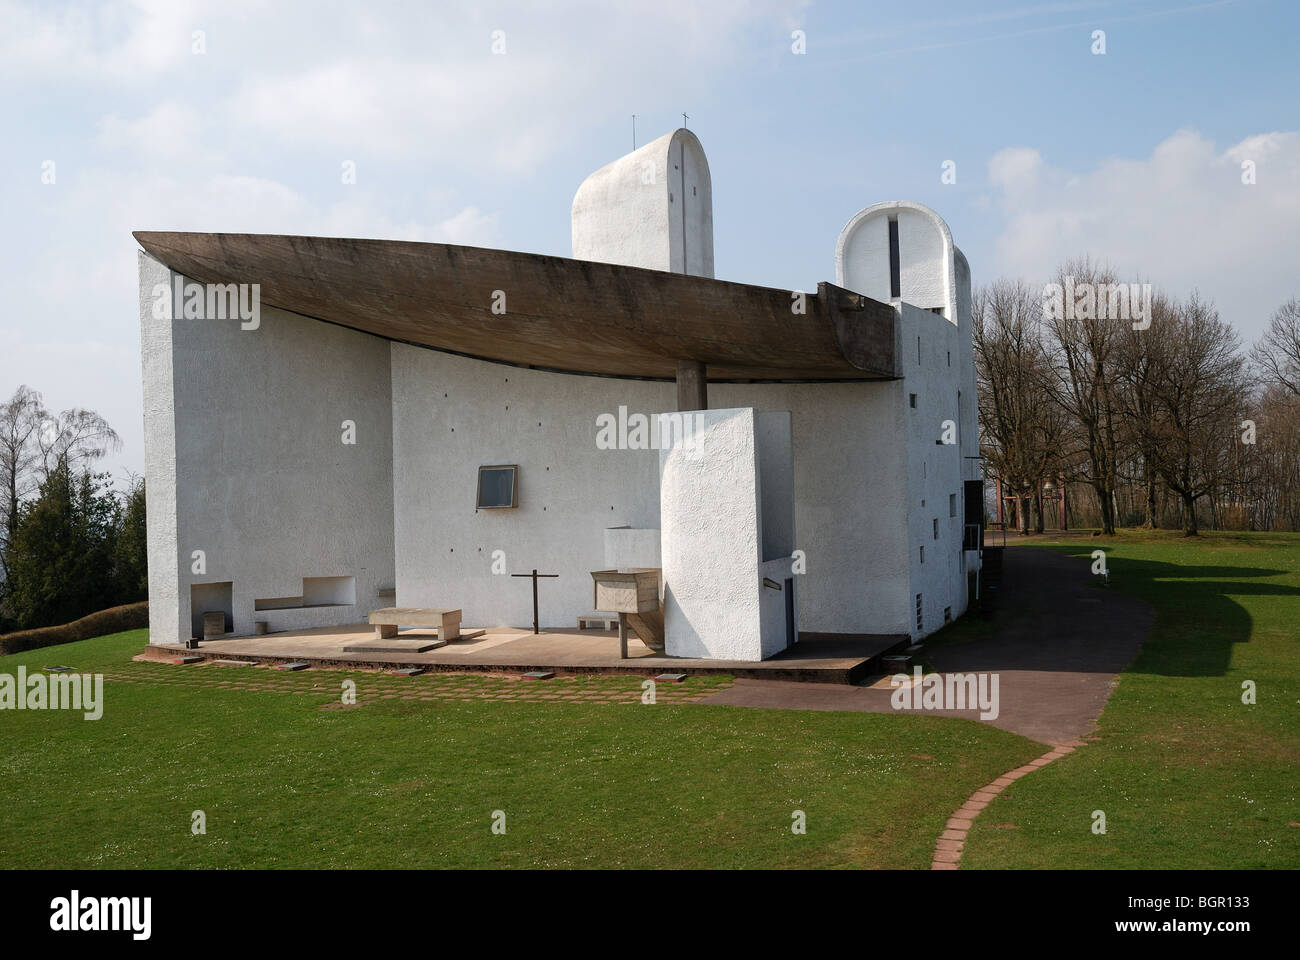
[1147, 294, 1245, 536]
[37, 407, 121, 478]
[1041, 258, 1125, 534]
[974, 279, 1065, 534]
[1244, 386, 1300, 531]
[1114, 292, 1177, 528]
[0, 386, 120, 580]
[1252, 297, 1300, 399]
[0, 386, 48, 571]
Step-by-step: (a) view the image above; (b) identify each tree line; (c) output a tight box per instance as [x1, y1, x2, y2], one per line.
[975, 258, 1300, 536]
[0, 385, 146, 631]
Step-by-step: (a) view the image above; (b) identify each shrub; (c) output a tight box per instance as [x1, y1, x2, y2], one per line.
[0, 601, 148, 656]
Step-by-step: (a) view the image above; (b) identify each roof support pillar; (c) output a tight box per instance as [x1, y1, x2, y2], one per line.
[676, 359, 707, 411]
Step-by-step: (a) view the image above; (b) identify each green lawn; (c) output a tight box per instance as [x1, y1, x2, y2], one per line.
[962, 529, 1300, 869]
[6, 531, 1295, 869]
[0, 629, 1040, 869]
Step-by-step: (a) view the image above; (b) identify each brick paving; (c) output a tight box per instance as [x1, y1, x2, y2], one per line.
[109, 658, 730, 706]
[930, 740, 1084, 870]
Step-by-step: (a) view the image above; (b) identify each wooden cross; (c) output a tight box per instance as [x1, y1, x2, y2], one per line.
[511, 568, 559, 634]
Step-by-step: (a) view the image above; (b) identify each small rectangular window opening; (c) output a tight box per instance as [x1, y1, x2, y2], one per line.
[477, 464, 518, 509]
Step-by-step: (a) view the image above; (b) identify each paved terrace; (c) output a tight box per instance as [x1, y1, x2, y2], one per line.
[152, 626, 908, 684]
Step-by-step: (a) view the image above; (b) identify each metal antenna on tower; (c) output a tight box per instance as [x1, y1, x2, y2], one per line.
[682, 112, 689, 129]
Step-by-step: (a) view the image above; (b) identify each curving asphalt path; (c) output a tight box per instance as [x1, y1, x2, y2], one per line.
[696, 546, 1153, 745]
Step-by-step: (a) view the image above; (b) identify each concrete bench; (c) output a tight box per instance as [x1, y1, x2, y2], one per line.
[368, 607, 461, 641]
[577, 613, 620, 631]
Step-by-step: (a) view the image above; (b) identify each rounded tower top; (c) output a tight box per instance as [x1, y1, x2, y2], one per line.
[571, 128, 714, 278]
[835, 200, 958, 323]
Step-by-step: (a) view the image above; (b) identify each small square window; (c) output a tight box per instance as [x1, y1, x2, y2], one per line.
[476, 465, 518, 509]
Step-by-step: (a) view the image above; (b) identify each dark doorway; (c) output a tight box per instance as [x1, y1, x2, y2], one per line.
[785, 578, 796, 647]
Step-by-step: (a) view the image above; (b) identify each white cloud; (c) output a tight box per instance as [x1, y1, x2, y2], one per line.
[986, 129, 1300, 339]
[0, 0, 204, 83]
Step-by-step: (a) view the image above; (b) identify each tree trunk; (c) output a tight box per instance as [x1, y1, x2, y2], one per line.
[1095, 482, 1117, 535]
[1182, 491, 1199, 536]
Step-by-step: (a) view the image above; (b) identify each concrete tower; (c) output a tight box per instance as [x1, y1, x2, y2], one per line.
[571, 128, 714, 277]
[835, 201, 982, 638]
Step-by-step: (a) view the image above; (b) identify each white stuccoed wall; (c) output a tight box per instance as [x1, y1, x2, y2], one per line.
[658, 408, 795, 660]
[390, 344, 669, 628]
[140, 193, 978, 651]
[388, 344, 912, 637]
[836, 200, 976, 639]
[898, 302, 968, 635]
[604, 526, 661, 570]
[571, 128, 714, 277]
[712, 382, 912, 636]
[139, 253, 181, 646]
[139, 254, 396, 644]
[755, 412, 798, 658]
[660, 408, 763, 660]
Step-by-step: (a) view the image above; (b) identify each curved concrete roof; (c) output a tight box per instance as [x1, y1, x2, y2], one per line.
[133, 231, 896, 382]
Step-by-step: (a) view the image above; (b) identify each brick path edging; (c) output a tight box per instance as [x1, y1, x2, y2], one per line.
[931, 740, 1085, 870]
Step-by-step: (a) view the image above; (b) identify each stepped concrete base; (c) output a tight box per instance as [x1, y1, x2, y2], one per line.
[149, 624, 909, 684]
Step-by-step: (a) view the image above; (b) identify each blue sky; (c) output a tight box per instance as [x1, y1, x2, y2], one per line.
[1, 0, 1297, 476]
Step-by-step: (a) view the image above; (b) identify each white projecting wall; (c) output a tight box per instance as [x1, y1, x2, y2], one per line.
[139, 253, 396, 644]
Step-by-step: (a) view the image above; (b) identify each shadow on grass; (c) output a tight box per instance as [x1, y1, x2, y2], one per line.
[1043, 547, 1297, 678]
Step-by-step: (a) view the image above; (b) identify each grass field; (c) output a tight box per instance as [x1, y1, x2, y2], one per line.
[0, 630, 1040, 869]
[962, 529, 1300, 869]
[3, 530, 1296, 869]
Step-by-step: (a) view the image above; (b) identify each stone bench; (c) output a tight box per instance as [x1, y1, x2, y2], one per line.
[368, 607, 461, 641]
[577, 613, 619, 631]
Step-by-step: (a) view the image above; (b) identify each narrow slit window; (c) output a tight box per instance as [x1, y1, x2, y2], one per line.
[888, 218, 901, 298]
